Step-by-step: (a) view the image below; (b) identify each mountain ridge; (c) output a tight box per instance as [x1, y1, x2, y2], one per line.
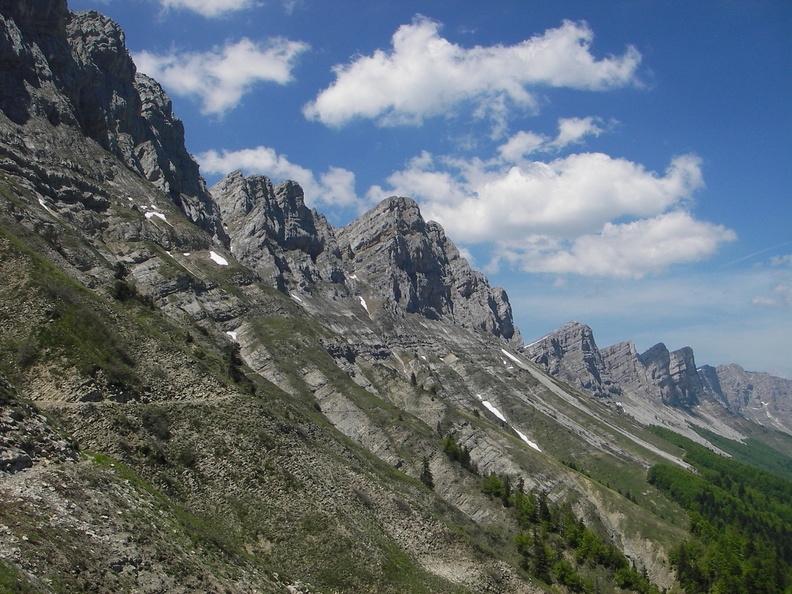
[522, 320, 792, 435]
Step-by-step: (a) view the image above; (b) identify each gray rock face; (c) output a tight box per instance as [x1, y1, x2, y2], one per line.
[701, 364, 792, 433]
[637, 343, 701, 408]
[527, 324, 704, 408]
[0, 1, 225, 240]
[600, 341, 650, 395]
[533, 323, 792, 431]
[211, 170, 345, 292]
[520, 321, 617, 397]
[212, 178, 519, 341]
[337, 196, 518, 341]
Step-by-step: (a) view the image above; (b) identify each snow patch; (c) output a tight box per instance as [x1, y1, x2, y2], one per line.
[290, 293, 303, 303]
[477, 392, 541, 452]
[358, 296, 370, 315]
[349, 273, 358, 280]
[182, 252, 191, 256]
[226, 330, 238, 342]
[208, 251, 228, 266]
[145, 211, 170, 225]
[501, 349, 526, 367]
[514, 428, 541, 452]
[481, 400, 507, 423]
[37, 198, 55, 215]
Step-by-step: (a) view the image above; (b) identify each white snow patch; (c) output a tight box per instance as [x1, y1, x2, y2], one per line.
[358, 296, 370, 315]
[38, 198, 55, 215]
[514, 428, 541, 452]
[145, 211, 170, 224]
[208, 251, 228, 266]
[349, 273, 358, 280]
[127, 196, 133, 201]
[420, 355, 427, 361]
[482, 400, 507, 423]
[226, 330, 238, 342]
[501, 349, 527, 367]
[182, 252, 191, 256]
[290, 293, 303, 303]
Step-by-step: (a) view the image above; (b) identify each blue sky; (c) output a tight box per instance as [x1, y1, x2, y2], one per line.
[73, 0, 792, 377]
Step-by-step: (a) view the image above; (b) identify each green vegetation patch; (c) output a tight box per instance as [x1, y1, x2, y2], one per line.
[647, 426, 792, 593]
[0, 560, 40, 594]
[480, 474, 659, 593]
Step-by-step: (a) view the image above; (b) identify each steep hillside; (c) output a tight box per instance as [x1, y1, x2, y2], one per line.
[2, 2, 790, 593]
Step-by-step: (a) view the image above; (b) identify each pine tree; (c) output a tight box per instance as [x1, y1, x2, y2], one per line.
[420, 457, 434, 490]
[501, 474, 512, 507]
[532, 527, 551, 582]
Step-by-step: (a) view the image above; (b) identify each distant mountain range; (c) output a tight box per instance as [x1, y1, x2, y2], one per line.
[522, 321, 792, 436]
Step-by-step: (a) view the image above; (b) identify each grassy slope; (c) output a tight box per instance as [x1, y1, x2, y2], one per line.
[0, 218, 473, 592]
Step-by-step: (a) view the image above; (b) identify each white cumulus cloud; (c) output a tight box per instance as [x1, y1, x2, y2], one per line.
[498, 212, 736, 278]
[498, 116, 606, 161]
[304, 17, 640, 127]
[380, 151, 704, 241]
[198, 146, 359, 208]
[157, 0, 255, 17]
[134, 37, 308, 115]
[368, 144, 734, 278]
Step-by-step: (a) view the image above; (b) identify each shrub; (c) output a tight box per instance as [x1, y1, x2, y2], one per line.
[141, 407, 170, 440]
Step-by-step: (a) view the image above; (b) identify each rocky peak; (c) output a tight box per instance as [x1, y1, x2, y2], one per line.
[698, 364, 726, 406]
[211, 171, 344, 291]
[601, 341, 648, 391]
[0, 3, 225, 240]
[337, 196, 518, 341]
[340, 196, 424, 253]
[636, 343, 700, 407]
[521, 322, 615, 397]
[0, 0, 68, 37]
[668, 346, 703, 407]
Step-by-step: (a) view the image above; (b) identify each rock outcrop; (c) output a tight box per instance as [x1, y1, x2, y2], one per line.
[0, 1, 225, 239]
[337, 196, 519, 341]
[637, 343, 702, 408]
[520, 322, 616, 397]
[600, 341, 651, 395]
[526, 323, 705, 408]
[211, 170, 345, 292]
[700, 363, 792, 433]
[212, 176, 520, 342]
